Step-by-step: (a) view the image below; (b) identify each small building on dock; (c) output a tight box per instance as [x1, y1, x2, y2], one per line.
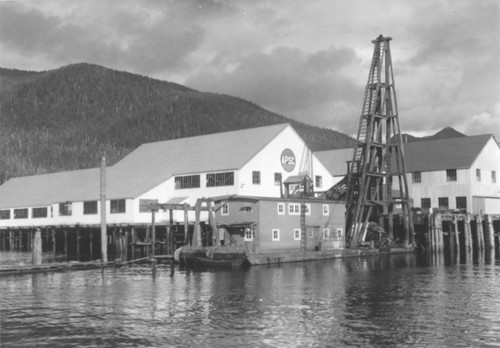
[213, 195, 345, 254]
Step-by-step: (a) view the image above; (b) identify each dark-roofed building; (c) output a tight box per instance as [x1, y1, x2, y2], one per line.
[315, 134, 500, 214]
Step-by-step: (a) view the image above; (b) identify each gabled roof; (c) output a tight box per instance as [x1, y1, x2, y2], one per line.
[314, 148, 353, 176]
[107, 123, 291, 197]
[0, 124, 291, 208]
[314, 134, 496, 177]
[402, 134, 494, 172]
[0, 168, 100, 209]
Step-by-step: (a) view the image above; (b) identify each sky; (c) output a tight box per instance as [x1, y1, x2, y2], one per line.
[0, 0, 499, 139]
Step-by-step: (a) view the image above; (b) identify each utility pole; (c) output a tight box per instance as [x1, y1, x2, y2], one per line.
[101, 155, 108, 263]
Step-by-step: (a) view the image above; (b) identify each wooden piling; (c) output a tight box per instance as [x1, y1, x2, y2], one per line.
[169, 209, 174, 254]
[184, 203, 189, 246]
[195, 199, 202, 247]
[151, 209, 156, 256]
[51, 228, 56, 254]
[485, 214, 495, 249]
[464, 214, 473, 253]
[76, 228, 80, 261]
[208, 203, 219, 246]
[32, 229, 42, 265]
[475, 215, 485, 250]
[64, 229, 68, 261]
[89, 230, 94, 261]
[447, 221, 455, 254]
[131, 227, 136, 261]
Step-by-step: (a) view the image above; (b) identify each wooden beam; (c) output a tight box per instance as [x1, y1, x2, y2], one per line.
[32, 229, 42, 265]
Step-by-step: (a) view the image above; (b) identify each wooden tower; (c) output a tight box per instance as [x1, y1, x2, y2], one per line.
[345, 35, 414, 247]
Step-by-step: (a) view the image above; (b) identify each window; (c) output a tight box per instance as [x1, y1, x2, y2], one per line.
[272, 229, 280, 241]
[438, 197, 449, 209]
[110, 199, 126, 214]
[221, 203, 229, 215]
[288, 203, 300, 215]
[446, 169, 457, 182]
[476, 168, 481, 182]
[412, 171, 421, 183]
[274, 173, 282, 185]
[456, 196, 467, 210]
[323, 204, 329, 215]
[421, 198, 431, 209]
[244, 228, 254, 241]
[32, 207, 47, 218]
[277, 203, 285, 215]
[294, 228, 301, 241]
[84, 201, 98, 215]
[0, 210, 10, 220]
[315, 175, 322, 188]
[14, 208, 28, 219]
[252, 171, 261, 185]
[493, 171, 497, 183]
[206, 172, 234, 187]
[308, 230, 314, 238]
[175, 175, 200, 189]
[139, 199, 158, 213]
[323, 228, 330, 240]
[59, 202, 72, 216]
[336, 228, 344, 239]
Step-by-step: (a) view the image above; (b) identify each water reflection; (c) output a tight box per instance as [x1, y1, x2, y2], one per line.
[1, 252, 500, 347]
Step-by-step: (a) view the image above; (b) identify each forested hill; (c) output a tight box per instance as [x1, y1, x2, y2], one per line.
[0, 63, 355, 183]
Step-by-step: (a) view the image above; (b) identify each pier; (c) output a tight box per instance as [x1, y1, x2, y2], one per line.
[415, 212, 500, 257]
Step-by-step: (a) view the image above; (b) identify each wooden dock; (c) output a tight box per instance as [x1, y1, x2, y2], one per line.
[0, 255, 174, 276]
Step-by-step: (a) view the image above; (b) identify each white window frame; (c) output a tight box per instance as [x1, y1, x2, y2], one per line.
[244, 228, 253, 241]
[272, 228, 280, 241]
[221, 203, 229, 215]
[277, 203, 285, 215]
[288, 203, 300, 215]
[294, 228, 301, 241]
[336, 228, 343, 239]
[322, 204, 329, 216]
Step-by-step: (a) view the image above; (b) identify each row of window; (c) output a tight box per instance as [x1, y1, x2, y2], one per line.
[412, 169, 497, 184]
[219, 202, 330, 216]
[0, 199, 159, 220]
[253, 173, 323, 188]
[175, 172, 324, 189]
[420, 196, 467, 210]
[175, 172, 234, 189]
[269, 228, 343, 241]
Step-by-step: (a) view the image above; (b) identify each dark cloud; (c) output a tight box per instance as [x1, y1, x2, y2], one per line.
[0, 2, 205, 74]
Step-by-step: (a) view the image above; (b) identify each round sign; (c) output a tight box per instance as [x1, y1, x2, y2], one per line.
[280, 148, 296, 172]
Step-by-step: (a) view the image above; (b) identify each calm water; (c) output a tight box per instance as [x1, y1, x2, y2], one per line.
[1, 252, 500, 348]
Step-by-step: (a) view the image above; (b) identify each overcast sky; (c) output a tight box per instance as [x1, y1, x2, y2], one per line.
[1, 0, 499, 139]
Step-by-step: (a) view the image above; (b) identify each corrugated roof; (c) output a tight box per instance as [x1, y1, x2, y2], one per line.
[0, 124, 290, 208]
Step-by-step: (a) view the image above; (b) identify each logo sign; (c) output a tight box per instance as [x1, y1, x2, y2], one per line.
[280, 149, 296, 172]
